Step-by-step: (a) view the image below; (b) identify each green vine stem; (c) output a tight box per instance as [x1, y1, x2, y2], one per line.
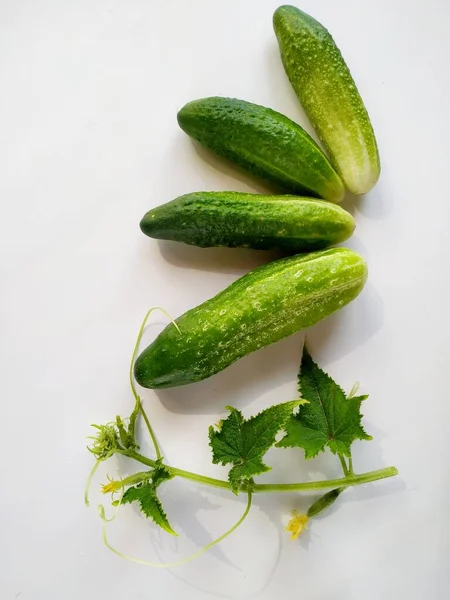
[116, 449, 397, 493]
[348, 456, 354, 475]
[338, 455, 349, 477]
[252, 468, 398, 492]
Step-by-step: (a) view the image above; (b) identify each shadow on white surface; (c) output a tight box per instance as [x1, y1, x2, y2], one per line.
[91, 458, 280, 595]
[307, 282, 384, 365]
[132, 479, 239, 568]
[342, 233, 371, 257]
[158, 239, 280, 275]
[158, 488, 281, 599]
[342, 183, 394, 221]
[157, 234, 369, 275]
[298, 475, 405, 554]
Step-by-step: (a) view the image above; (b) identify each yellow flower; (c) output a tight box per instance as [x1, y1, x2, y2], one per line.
[101, 480, 121, 494]
[286, 511, 309, 540]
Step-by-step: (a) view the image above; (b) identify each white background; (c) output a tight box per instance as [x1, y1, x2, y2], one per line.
[1, 1, 449, 598]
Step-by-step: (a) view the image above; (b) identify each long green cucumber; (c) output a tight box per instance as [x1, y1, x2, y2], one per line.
[177, 97, 345, 203]
[140, 192, 354, 251]
[273, 5, 380, 195]
[134, 248, 367, 388]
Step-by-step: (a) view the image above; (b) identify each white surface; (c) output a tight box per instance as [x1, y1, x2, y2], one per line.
[1, 0, 449, 598]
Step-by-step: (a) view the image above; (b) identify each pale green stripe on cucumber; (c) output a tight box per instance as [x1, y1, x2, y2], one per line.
[140, 192, 355, 251]
[273, 5, 380, 195]
[134, 248, 367, 388]
[177, 97, 345, 203]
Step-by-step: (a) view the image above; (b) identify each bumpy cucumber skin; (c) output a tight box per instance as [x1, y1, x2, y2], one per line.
[177, 97, 345, 203]
[273, 6, 380, 195]
[134, 248, 367, 388]
[140, 192, 355, 251]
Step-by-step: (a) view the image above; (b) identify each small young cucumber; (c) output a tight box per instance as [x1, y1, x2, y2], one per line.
[140, 192, 355, 251]
[134, 248, 367, 388]
[273, 6, 380, 195]
[177, 97, 345, 203]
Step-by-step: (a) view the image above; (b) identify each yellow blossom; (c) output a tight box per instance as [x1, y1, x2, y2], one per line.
[101, 480, 122, 494]
[286, 511, 309, 540]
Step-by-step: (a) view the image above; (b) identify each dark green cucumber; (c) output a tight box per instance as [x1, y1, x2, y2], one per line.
[134, 248, 367, 388]
[140, 192, 354, 251]
[273, 6, 380, 194]
[177, 97, 345, 203]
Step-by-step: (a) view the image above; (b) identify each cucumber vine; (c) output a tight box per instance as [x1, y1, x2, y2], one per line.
[85, 310, 398, 566]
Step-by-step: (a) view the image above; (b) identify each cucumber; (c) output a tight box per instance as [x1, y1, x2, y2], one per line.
[273, 6, 380, 195]
[140, 192, 355, 251]
[134, 248, 367, 388]
[177, 97, 345, 203]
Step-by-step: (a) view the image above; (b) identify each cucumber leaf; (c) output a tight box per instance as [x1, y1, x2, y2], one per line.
[277, 346, 372, 458]
[209, 401, 302, 494]
[122, 465, 177, 535]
